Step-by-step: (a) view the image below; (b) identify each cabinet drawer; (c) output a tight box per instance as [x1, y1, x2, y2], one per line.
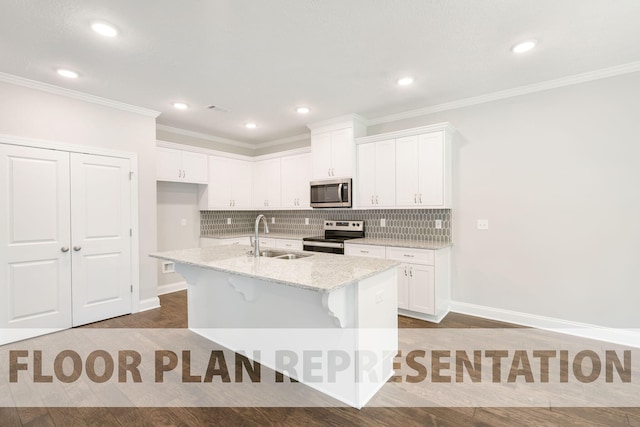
[344, 244, 386, 259]
[275, 239, 303, 251]
[257, 237, 275, 248]
[386, 247, 434, 265]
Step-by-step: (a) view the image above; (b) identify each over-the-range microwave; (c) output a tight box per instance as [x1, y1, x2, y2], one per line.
[310, 178, 352, 208]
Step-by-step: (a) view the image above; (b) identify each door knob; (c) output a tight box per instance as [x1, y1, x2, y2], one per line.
[61, 246, 69, 253]
[73, 246, 82, 251]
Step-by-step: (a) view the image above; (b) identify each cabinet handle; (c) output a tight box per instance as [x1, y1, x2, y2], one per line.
[409, 267, 413, 277]
[361, 250, 369, 254]
[73, 246, 82, 252]
[403, 254, 414, 258]
[182, 170, 186, 178]
[419, 193, 422, 203]
[61, 246, 70, 253]
[414, 194, 417, 203]
[371, 195, 374, 204]
[375, 195, 379, 204]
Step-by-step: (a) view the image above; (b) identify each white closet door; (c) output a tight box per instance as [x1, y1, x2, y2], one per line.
[70, 153, 132, 326]
[0, 144, 72, 332]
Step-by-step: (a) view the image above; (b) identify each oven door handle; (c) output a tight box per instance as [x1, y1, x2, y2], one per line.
[303, 241, 344, 249]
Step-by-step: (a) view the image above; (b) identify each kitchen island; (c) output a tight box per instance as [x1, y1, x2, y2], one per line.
[150, 245, 399, 408]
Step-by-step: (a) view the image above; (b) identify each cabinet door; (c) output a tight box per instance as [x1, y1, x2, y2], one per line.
[330, 127, 354, 178]
[397, 264, 410, 310]
[180, 151, 208, 184]
[253, 158, 281, 209]
[281, 154, 310, 209]
[408, 264, 435, 315]
[0, 145, 72, 332]
[70, 153, 132, 326]
[156, 147, 181, 182]
[232, 159, 253, 209]
[374, 139, 396, 206]
[205, 156, 233, 208]
[357, 143, 376, 207]
[311, 131, 332, 179]
[417, 132, 444, 206]
[395, 135, 420, 206]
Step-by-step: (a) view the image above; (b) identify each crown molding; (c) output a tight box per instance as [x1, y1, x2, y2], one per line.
[253, 132, 310, 149]
[366, 61, 640, 126]
[156, 140, 252, 160]
[307, 113, 368, 133]
[355, 122, 456, 145]
[156, 124, 256, 150]
[0, 72, 160, 118]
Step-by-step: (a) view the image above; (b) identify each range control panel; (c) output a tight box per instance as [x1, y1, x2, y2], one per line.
[323, 220, 364, 232]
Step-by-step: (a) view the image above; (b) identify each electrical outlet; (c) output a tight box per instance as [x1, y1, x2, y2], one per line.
[180, 218, 187, 226]
[305, 218, 309, 225]
[477, 219, 489, 230]
[271, 217, 275, 224]
[227, 218, 231, 225]
[380, 218, 386, 227]
[161, 261, 175, 274]
[435, 220, 443, 229]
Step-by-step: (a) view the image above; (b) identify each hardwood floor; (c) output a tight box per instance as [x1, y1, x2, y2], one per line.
[2, 290, 638, 426]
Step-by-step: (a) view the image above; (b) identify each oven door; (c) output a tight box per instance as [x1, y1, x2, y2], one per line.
[302, 240, 344, 254]
[310, 179, 351, 208]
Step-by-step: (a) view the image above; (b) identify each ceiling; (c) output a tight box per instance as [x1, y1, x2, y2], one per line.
[1, 0, 640, 146]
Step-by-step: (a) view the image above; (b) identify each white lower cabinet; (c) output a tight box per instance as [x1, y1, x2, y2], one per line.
[200, 236, 251, 247]
[347, 243, 450, 322]
[275, 239, 303, 251]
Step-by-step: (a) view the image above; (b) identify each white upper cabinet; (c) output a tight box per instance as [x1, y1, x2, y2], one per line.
[396, 132, 447, 208]
[357, 139, 396, 207]
[281, 153, 311, 209]
[308, 115, 367, 180]
[157, 146, 208, 184]
[199, 156, 252, 210]
[356, 123, 454, 209]
[253, 158, 281, 209]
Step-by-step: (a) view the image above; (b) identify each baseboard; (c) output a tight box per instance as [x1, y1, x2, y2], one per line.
[138, 296, 161, 312]
[449, 301, 640, 348]
[157, 281, 187, 295]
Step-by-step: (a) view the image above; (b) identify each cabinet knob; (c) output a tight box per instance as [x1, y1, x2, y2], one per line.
[61, 246, 70, 253]
[73, 246, 82, 252]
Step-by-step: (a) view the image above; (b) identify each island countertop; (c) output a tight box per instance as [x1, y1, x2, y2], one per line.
[150, 245, 398, 293]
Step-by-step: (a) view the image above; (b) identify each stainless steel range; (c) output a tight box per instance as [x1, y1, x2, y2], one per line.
[302, 220, 364, 254]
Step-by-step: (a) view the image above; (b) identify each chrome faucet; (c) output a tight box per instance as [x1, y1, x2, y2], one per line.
[253, 214, 270, 257]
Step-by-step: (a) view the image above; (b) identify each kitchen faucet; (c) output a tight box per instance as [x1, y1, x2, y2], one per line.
[253, 214, 269, 257]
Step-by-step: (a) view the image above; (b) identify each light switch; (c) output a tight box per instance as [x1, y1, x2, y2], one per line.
[227, 218, 232, 225]
[435, 220, 443, 229]
[380, 218, 386, 227]
[305, 218, 309, 225]
[271, 217, 275, 224]
[477, 219, 489, 230]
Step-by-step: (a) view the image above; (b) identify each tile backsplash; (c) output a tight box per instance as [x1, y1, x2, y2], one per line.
[201, 209, 451, 243]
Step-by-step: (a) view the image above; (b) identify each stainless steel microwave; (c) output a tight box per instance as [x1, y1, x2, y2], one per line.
[310, 178, 352, 208]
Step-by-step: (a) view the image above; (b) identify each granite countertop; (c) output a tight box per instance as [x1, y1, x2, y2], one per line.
[200, 232, 318, 240]
[345, 238, 452, 250]
[150, 245, 398, 293]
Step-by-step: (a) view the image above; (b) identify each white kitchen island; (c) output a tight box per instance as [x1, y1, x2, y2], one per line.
[150, 245, 398, 408]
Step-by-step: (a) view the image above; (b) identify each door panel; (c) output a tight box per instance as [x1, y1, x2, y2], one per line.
[0, 144, 72, 330]
[418, 132, 444, 206]
[409, 265, 435, 315]
[395, 135, 419, 206]
[71, 153, 132, 326]
[375, 139, 396, 206]
[357, 143, 375, 207]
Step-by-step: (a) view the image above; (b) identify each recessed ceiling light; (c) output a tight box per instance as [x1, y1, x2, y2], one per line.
[296, 107, 310, 114]
[245, 122, 257, 129]
[91, 21, 119, 37]
[172, 102, 189, 110]
[57, 69, 79, 79]
[397, 77, 414, 86]
[512, 40, 537, 54]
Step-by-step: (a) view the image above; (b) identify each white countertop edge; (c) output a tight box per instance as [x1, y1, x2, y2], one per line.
[150, 251, 399, 293]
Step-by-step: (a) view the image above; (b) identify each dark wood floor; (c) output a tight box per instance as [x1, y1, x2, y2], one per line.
[2, 291, 638, 426]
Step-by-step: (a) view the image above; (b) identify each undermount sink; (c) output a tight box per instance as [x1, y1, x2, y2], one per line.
[249, 250, 312, 260]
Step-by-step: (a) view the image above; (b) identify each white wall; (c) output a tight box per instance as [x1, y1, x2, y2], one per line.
[156, 181, 201, 287]
[0, 81, 158, 304]
[368, 72, 640, 328]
